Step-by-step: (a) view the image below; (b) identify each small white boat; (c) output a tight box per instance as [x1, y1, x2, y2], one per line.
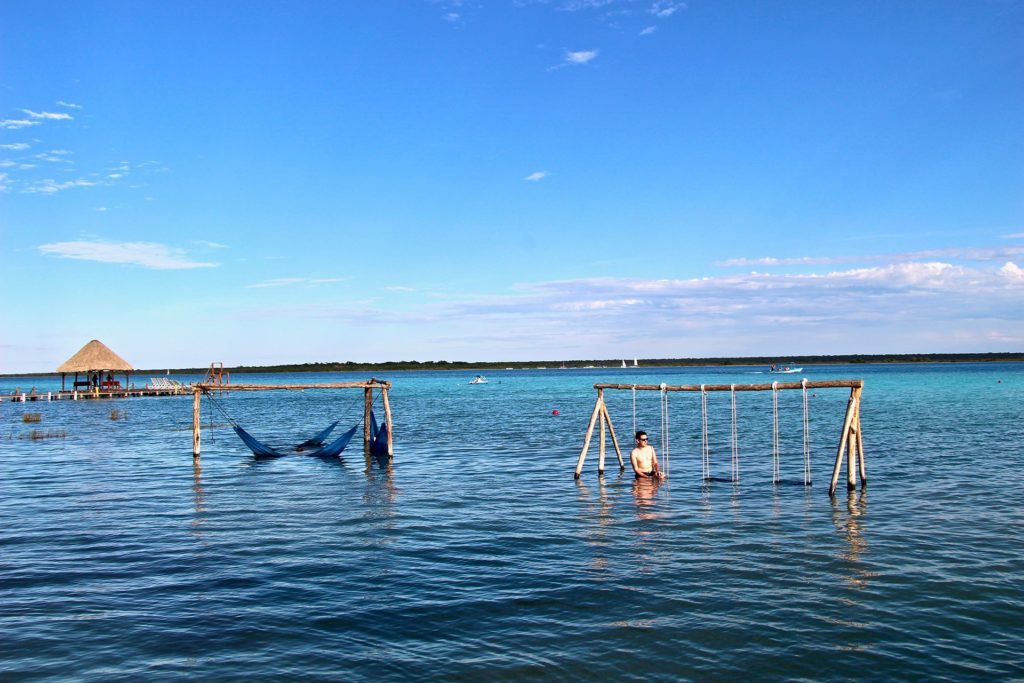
[621, 360, 627, 368]
[469, 375, 488, 384]
[769, 366, 803, 374]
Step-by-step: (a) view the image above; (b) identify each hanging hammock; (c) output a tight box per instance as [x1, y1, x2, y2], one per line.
[204, 390, 363, 460]
[233, 423, 359, 460]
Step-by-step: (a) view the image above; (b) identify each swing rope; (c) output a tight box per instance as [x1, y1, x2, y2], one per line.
[632, 385, 637, 437]
[660, 382, 669, 479]
[730, 384, 740, 483]
[802, 378, 811, 486]
[700, 384, 710, 481]
[772, 380, 781, 484]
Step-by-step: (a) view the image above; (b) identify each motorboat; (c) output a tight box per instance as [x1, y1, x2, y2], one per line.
[469, 375, 488, 384]
[769, 365, 803, 374]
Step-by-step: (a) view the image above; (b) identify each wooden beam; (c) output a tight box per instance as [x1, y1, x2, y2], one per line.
[594, 379, 862, 392]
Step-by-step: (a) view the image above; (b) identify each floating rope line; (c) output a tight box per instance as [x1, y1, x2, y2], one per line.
[660, 382, 669, 479]
[700, 384, 710, 481]
[730, 384, 740, 483]
[802, 378, 811, 486]
[772, 380, 781, 484]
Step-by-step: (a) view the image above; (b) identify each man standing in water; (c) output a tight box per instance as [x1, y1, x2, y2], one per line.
[630, 431, 665, 480]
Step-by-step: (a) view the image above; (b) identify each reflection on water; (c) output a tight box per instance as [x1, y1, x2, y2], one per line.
[631, 477, 661, 521]
[832, 490, 874, 591]
[190, 459, 205, 537]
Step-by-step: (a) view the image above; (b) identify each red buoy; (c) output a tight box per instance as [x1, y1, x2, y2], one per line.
[552, 409, 559, 416]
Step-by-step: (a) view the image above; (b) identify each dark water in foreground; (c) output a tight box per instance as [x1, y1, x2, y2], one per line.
[1, 364, 1022, 680]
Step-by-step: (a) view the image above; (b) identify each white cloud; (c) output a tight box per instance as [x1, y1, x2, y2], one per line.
[0, 173, 8, 192]
[524, 170, 549, 182]
[0, 119, 40, 130]
[1003, 232, 1024, 239]
[639, 25, 657, 35]
[716, 246, 1024, 268]
[23, 178, 97, 194]
[0, 143, 30, 151]
[565, 49, 599, 65]
[443, 12, 460, 21]
[649, 1, 685, 18]
[21, 109, 73, 121]
[57, 101, 83, 110]
[39, 240, 219, 270]
[386, 286, 416, 292]
[999, 262, 1024, 283]
[247, 278, 306, 288]
[246, 276, 348, 288]
[193, 240, 228, 249]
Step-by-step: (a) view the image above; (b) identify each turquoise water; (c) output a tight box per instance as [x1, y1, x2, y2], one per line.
[1, 363, 1022, 680]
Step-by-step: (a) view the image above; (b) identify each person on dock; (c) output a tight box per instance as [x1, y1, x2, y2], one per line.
[630, 430, 664, 480]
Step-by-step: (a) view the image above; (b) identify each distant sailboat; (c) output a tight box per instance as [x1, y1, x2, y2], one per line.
[621, 360, 627, 368]
[634, 357, 638, 367]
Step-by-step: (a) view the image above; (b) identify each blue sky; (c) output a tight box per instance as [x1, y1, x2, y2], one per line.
[1, 0, 1022, 373]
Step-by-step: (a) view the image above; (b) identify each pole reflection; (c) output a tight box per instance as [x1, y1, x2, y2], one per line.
[831, 490, 874, 589]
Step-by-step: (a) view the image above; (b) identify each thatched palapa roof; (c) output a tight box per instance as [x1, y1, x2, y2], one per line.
[57, 340, 134, 373]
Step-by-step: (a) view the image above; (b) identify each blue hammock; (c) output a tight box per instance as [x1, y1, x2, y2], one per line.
[297, 421, 338, 450]
[234, 423, 358, 460]
[372, 422, 390, 458]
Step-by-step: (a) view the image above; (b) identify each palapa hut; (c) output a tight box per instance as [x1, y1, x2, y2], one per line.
[57, 339, 134, 392]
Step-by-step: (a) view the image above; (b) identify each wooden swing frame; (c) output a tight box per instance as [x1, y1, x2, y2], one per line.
[574, 379, 865, 496]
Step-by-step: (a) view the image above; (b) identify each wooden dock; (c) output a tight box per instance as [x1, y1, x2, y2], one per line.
[1, 386, 190, 403]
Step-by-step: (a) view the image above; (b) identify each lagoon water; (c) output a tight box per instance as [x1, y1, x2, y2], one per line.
[1, 363, 1022, 680]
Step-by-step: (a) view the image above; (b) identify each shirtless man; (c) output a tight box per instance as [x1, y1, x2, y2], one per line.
[630, 430, 664, 480]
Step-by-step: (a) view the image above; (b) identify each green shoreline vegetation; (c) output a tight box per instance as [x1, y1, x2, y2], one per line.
[5, 353, 1023, 378]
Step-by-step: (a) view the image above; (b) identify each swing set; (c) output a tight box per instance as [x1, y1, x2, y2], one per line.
[191, 378, 393, 461]
[574, 378, 865, 496]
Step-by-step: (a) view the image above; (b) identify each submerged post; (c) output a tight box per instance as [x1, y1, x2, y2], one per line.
[363, 387, 373, 452]
[192, 389, 201, 459]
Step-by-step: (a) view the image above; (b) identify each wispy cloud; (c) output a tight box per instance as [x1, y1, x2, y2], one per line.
[0, 119, 40, 130]
[386, 286, 416, 292]
[649, 1, 686, 18]
[39, 239, 219, 269]
[564, 49, 599, 66]
[443, 12, 460, 21]
[23, 178, 97, 194]
[639, 25, 658, 35]
[1003, 232, 1024, 239]
[0, 143, 30, 151]
[193, 240, 228, 249]
[57, 101, 83, 110]
[246, 276, 349, 288]
[716, 246, 1024, 268]
[21, 109, 73, 121]
[524, 170, 549, 182]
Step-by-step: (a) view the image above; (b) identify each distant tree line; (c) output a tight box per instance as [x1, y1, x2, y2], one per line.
[143, 352, 1024, 375]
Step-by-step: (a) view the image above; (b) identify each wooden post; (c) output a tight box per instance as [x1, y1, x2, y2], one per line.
[574, 396, 604, 479]
[382, 386, 394, 458]
[192, 389, 201, 459]
[363, 387, 373, 451]
[599, 400, 607, 475]
[847, 409, 858, 491]
[855, 388, 866, 487]
[599, 401, 626, 470]
[829, 389, 858, 496]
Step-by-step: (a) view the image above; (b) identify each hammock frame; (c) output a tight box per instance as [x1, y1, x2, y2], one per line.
[191, 378, 393, 461]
